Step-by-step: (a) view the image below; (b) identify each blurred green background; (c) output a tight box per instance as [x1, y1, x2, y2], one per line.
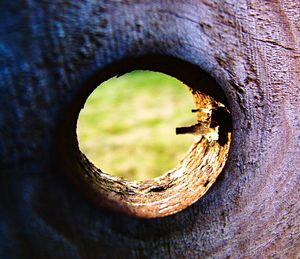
[77, 70, 196, 181]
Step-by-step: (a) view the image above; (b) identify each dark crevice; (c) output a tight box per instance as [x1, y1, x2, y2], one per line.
[210, 107, 232, 146]
[203, 180, 210, 187]
[149, 186, 166, 192]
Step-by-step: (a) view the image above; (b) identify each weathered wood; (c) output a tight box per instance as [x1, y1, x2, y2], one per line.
[0, 0, 299, 258]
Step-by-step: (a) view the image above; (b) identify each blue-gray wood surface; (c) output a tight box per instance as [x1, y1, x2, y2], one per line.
[0, 1, 299, 258]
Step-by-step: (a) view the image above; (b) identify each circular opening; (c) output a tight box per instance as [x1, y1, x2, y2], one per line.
[58, 56, 232, 218]
[77, 70, 195, 181]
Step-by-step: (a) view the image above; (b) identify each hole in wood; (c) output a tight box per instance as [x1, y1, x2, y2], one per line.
[77, 70, 195, 181]
[58, 56, 232, 218]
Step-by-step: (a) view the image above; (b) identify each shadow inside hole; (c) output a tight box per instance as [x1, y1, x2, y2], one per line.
[210, 107, 232, 146]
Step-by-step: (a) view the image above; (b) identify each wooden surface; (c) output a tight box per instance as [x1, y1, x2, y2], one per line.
[0, 0, 299, 258]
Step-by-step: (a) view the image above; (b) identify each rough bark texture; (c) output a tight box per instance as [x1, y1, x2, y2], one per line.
[0, 0, 299, 258]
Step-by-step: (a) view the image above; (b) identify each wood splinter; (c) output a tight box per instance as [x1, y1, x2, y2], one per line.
[176, 123, 219, 141]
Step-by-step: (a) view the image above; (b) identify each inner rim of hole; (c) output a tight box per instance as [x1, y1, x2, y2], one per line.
[59, 55, 232, 217]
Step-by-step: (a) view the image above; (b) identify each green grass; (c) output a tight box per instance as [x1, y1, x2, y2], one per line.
[77, 70, 196, 181]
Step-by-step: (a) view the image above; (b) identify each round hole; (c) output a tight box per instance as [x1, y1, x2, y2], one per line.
[58, 56, 232, 218]
[76, 70, 195, 181]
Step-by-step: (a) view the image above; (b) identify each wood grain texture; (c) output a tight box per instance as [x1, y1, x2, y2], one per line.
[0, 0, 299, 258]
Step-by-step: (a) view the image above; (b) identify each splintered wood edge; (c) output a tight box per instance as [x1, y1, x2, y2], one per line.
[66, 88, 231, 218]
